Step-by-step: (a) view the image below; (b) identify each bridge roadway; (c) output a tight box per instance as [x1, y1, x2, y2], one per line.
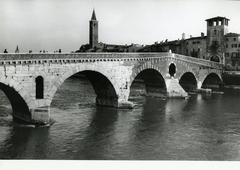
[0, 52, 223, 125]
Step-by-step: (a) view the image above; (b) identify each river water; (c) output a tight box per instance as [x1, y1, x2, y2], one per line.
[1, 78, 240, 160]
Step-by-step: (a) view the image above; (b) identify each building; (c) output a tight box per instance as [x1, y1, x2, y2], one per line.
[76, 10, 143, 53]
[141, 16, 240, 70]
[76, 12, 240, 70]
[89, 9, 98, 49]
[206, 17, 229, 63]
[225, 33, 240, 70]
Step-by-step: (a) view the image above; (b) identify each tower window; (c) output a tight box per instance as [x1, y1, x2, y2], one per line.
[214, 30, 217, 35]
[234, 38, 236, 41]
[36, 76, 44, 99]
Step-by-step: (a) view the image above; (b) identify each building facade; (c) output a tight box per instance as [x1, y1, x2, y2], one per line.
[225, 33, 240, 70]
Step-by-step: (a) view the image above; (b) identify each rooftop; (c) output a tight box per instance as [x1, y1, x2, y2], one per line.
[91, 9, 97, 20]
[186, 36, 207, 41]
[205, 16, 230, 21]
[225, 32, 240, 37]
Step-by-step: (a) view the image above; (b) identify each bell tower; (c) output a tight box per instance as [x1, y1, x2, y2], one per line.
[206, 16, 229, 63]
[89, 9, 98, 48]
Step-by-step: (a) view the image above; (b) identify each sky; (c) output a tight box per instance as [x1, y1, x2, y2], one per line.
[0, 0, 240, 52]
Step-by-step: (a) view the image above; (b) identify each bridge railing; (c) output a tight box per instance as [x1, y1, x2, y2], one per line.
[174, 53, 223, 69]
[0, 52, 223, 69]
[0, 52, 171, 60]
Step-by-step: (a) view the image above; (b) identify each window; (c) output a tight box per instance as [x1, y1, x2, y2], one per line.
[226, 38, 229, 41]
[226, 44, 228, 48]
[214, 30, 217, 35]
[36, 76, 44, 99]
[232, 53, 237, 57]
[234, 38, 237, 41]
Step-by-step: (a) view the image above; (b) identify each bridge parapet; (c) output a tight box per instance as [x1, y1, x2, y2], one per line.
[174, 54, 223, 70]
[0, 52, 224, 70]
[0, 52, 171, 61]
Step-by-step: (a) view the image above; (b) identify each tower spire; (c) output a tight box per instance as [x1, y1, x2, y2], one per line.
[91, 9, 97, 20]
[89, 9, 98, 48]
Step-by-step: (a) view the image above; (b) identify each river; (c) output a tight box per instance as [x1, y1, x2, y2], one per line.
[1, 78, 240, 160]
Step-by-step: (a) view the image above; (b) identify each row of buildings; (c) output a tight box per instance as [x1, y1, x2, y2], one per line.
[76, 10, 240, 70]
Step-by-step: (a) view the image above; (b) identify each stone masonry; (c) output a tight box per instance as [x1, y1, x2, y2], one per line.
[0, 52, 223, 125]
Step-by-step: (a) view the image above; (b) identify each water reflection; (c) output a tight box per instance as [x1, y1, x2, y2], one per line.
[0, 126, 50, 159]
[73, 107, 118, 159]
[1, 79, 240, 160]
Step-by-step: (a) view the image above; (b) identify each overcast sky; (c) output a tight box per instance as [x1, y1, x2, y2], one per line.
[0, 0, 240, 52]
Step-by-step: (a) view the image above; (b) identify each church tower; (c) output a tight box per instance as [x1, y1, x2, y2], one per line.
[206, 16, 229, 63]
[89, 9, 98, 48]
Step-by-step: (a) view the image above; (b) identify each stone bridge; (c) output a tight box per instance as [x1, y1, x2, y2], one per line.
[0, 52, 223, 125]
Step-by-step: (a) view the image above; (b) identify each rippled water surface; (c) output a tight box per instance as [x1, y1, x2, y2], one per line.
[1, 78, 240, 160]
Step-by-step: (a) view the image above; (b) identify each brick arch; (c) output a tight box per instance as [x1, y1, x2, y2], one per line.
[179, 71, 198, 91]
[0, 78, 32, 124]
[200, 71, 223, 84]
[200, 71, 223, 89]
[178, 71, 198, 82]
[47, 68, 119, 107]
[167, 58, 200, 81]
[129, 61, 166, 87]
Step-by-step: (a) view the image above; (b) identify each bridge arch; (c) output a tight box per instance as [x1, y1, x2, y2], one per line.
[179, 72, 198, 92]
[0, 81, 31, 123]
[49, 69, 119, 107]
[129, 66, 167, 97]
[201, 72, 223, 89]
